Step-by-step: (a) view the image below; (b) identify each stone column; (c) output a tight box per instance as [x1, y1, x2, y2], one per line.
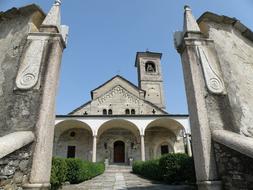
[25, 35, 65, 189]
[140, 135, 145, 161]
[92, 135, 97, 163]
[186, 134, 192, 157]
[174, 6, 222, 190]
[22, 2, 68, 189]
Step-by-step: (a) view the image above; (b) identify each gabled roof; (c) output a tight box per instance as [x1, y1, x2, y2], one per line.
[69, 74, 168, 115]
[68, 100, 91, 115]
[197, 12, 253, 43]
[90, 75, 145, 99]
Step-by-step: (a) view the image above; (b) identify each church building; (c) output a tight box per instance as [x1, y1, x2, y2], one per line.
[54, 51, 191, 164]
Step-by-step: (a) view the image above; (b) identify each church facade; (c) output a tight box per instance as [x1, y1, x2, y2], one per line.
[53, 51, 191, 164]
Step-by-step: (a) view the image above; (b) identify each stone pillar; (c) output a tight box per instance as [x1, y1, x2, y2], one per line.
[22, 1, 68, 189]
[174, 6, 222, 190]
[186, 134, 192, 157]
[140, 135, 145, 161]
[24, 34, 66, 190]
[92, 135, 97, 163]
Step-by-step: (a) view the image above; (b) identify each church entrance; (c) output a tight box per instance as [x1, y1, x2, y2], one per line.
[114, 141, 125, 163]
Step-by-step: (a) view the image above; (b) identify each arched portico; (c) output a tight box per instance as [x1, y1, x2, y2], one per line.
[145, 117, 185, 137]
[54, 120, 93, 161]
[95, 119, 141, 163]
[144, 118, 186, 160]
[53, 115, 190, 164]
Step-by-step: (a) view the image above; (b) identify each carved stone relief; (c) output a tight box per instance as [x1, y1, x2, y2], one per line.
[15, 39, 45, 90]
[97, 85, 140, 105]
[196, 46, 225, 94]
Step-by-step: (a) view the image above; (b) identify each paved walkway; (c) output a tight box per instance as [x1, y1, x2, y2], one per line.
[62, 165, 196, 190]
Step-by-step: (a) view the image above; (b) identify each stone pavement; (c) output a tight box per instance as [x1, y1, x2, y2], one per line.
[62, 165, 196, 190]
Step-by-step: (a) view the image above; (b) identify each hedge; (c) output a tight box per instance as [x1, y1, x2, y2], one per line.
[132, 159, 162, 181]
[159, 153, 195, 184]
[132, 153, 195, 184]
[50, 158, 105, 189]
[65, 158, 105, 184]
[50, 158, 67, 190]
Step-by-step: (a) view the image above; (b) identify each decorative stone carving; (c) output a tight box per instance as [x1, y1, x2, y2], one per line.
[196, 46, 225, 94]
[15, 39, 45, 90]
[97, 85, 140, 105]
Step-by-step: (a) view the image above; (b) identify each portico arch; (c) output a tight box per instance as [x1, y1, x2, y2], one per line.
[145, 117, 185, 137]
[55, 119, 93, 139]
[54, 120, 93, 160]
[97, 119, 140, 138]
[144, 118, 185, 160]
[95, 119, 141, 163]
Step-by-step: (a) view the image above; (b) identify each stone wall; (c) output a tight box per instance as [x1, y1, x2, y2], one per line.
[0, 144, 33, 190]
[0, 5, 44, 136]
[199, 17, 253, 137]
[0, 5, 45, 189]
[214, 143, 253, 190]
[198, 13, 253, 189]
[175, 7, 253, 189]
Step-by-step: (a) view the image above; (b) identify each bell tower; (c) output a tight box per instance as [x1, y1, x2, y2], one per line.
[135, 51, 166, 109]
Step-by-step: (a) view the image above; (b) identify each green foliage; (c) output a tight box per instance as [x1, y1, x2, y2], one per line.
[50, 157, 67, 190]
[132, 153, 196, 184]
[159, 153, 195, 184]
[132, 159, 162, 181]
[65, 158, 84, 184]
[50, 158, 105, 189]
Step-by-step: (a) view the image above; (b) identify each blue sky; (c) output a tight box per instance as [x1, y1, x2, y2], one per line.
[1, 1, 253, 114]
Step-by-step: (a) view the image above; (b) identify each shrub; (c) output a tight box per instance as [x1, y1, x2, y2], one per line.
[50, 158, 105, 189]
[132, 153, 196, 184]
[159, 153, 196, 184]
[50, 157, 67, 190]
[65, 158, 84, 184]
[64, 158, 105, 184]
[132, 159, 162, 181]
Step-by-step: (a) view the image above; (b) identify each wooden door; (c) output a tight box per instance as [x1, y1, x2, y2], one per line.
[114, 141, 125, 163]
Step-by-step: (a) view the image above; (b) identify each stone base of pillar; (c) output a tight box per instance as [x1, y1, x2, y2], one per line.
[23, 183, 51, 190]
[197, 180, 222, 190]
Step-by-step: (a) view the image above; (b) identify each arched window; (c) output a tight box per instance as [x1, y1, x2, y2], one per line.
[108, 109, 113, 115]
[131, 109, 135, 115]
[103, 109, 107, 115]
[145, 61, 156, 73]
[125, 109, 130, 115]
